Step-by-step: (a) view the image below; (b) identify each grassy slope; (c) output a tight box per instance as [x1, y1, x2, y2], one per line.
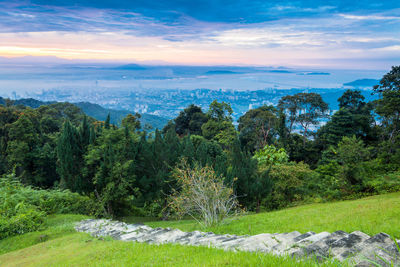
[0, 215, 343, 267]
[143, 192, 400, 238]
[1, 193, 399, 266]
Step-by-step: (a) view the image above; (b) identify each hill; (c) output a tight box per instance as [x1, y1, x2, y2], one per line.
[0, 97, 168, 130]
[74, 102, 168, 129]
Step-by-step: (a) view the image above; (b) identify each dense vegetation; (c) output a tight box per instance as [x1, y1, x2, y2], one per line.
[0, 177, 96, 239]
[1, 66, 400, 230]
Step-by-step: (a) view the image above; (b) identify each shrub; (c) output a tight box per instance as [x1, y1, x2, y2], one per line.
[365, 171, 400, 194]
[0, 175, 97, 239]
[0, 205, 45, 239]
[168, 159, 239, 227]
[266, 162, 315, 209]
[253, 145, 289, 167]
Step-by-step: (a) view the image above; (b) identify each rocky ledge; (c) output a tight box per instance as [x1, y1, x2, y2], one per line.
[75, 219, 399, 266]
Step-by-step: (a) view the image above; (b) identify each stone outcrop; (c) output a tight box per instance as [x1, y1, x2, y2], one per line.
[75, 219, 400, 266]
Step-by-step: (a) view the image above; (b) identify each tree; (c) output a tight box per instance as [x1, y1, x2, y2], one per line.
[238, 105, 279, 152]
[201, 101, 237, 149]
[226, 139, 260, 210]
[104, 113, 111, 130]
[85, 128, 137, 217]
[122, 113, 141, 132]
[279, 93, 329, 145]
[338, 89, 366, 111]
[207, 100, 233, 122]
[168, 159, 238, 227]
[278, 95, 299, 134]
[317, 90, 376, 150]
[296, 93, 329, 145]
[253, 145, 289, 167]
[174, 104, 207, 136]
[56, 120, 82, 191]
[373, 66, 400, 157]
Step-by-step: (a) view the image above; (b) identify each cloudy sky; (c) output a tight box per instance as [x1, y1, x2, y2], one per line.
[0, 0, 399, 69]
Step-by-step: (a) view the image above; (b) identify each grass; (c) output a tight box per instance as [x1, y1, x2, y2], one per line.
[138, 192, 400, 238]
[0, 214, 89, 255]
[1, 192, 399, 266]
[0, 215, 345, 267]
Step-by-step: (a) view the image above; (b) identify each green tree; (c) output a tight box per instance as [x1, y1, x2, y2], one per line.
[85, 128, 137, 217]
[317, 90, 375, 149]
[104, 113, 111, 130]
[336, 136, 370, 188]
[279, 93, 329, 145]
[174, 104, 207, 136]
[373, 66, 400, 163]
[56, 120, 82, 191]
[238, 105, 279, 152]
[122, 113, 141, 132]
[207, 100, 233, 122]
[253, 145, 289, 167]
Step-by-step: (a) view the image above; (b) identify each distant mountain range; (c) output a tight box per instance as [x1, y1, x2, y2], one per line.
[0, 97, 169, 130]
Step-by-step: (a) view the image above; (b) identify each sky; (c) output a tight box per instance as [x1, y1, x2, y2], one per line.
[0, 0, 400, 69]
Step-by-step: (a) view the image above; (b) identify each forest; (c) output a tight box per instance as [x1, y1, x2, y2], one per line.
[1, 66, 399, 233]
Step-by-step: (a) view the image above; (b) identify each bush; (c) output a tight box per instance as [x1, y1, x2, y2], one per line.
[266, 162, 315, 209]
[365, 172, 400, 194]
[168, 159, 239, 227]
[0, 205, 45, 239]
[0, 176, 97, 216]
[0, 175, 97, 239]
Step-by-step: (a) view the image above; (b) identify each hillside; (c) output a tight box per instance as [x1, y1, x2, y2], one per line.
[1, 193, 399, 266]
[74, 102, 169, 129]
[0, 97, 168, 129]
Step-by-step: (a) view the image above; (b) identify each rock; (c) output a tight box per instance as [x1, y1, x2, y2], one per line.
[293, 230, 349, 259]
[330, 231, 370, 261]
[351, 233, 400, 266]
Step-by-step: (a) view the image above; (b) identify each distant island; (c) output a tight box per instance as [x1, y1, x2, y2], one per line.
[205, 70, 241, 75]
[297, 72, 330, 75]
[343, 78, 379, 87]
[114, 64, 147, 70]
[268, 70, 293, 73]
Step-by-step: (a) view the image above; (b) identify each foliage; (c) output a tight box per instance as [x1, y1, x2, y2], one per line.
[253, 144, 289, 167]
[267, 162, 314, 209]
[279, 93, 329, 144]
[207, 100, 233, 122]
[168, 159, 238, 227]
[85, 128, 138, 217]
[238, 105, 279, 151]
[373, 66, 400, 165]
[1, 66, 400, 222]
[174, 104, 207, 136]
[0, 176, 96, 239]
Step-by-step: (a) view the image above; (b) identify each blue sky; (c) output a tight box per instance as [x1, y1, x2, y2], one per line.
[0, 0, 399, 69]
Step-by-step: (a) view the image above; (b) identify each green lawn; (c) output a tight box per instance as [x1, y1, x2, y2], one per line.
[1, 192, 399, 266]
[0, 215, 344, 267]
[141, 192, 400, 238]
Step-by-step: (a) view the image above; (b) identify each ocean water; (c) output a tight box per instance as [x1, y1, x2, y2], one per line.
[0, 64, 385, 98]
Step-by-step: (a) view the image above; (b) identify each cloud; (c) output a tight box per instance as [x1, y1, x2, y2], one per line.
[339, 14, 400, 20]
[0, 0, 399, 69]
